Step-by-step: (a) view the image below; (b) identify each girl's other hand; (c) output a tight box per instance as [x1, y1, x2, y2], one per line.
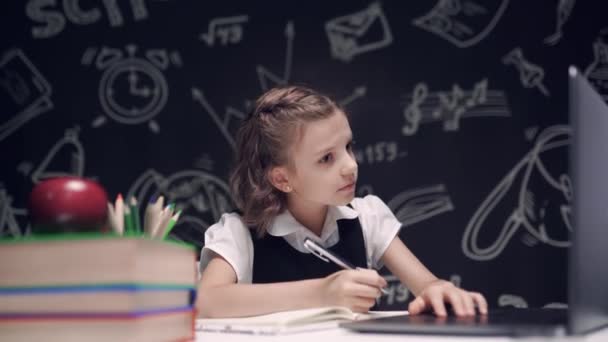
[321, 269, 387, 312]
[408, 280, 488, 317]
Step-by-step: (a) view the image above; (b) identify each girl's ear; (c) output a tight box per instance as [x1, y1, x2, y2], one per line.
[268, 166, 291, 192]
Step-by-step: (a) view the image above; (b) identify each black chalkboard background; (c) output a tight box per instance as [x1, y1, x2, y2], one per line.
[1, 0, 607, 310]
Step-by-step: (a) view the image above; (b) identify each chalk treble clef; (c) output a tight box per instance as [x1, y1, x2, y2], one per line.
[402, 83, 428, 136]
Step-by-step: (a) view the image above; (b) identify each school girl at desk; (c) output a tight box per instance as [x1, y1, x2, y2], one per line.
[196, 86, 488, 318]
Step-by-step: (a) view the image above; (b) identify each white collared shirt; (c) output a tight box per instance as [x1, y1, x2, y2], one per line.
[199, 195, 402, 283]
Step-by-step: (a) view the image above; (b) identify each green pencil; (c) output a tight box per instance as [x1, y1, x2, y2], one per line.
[161, 210, 182, 240]
[124, 206, 134, 235]
[129, 197, 141, 233]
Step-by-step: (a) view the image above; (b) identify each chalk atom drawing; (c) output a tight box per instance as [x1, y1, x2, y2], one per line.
[584, 28, 608, 102]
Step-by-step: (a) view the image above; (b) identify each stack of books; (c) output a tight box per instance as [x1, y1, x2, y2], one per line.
[0, 234, 197, 341]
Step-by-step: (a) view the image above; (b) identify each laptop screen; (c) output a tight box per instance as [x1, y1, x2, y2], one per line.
[568, 66, 608, 334]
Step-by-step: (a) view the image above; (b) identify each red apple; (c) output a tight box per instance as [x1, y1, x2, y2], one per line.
[28, 177, 109, 233]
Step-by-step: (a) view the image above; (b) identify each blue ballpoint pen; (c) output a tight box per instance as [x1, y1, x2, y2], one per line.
[303, 238, 389, 295]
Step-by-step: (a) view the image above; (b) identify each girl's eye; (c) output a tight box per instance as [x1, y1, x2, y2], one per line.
[319, 153, 333, 164]
[347, 140, 355, 151]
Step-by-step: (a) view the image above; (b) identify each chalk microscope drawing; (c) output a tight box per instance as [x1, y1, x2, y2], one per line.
[325, 2, 393, 62]
[584, 28, 608, 102]
[544, 0, 576, 46]
[413, 0, 509, 48]
[387, 184, 454, 228]
[200, 15, 249, 47]
[402, 78, 510, 135]
[127, 169, 234, 249]
[502, 48, 550, 97]
[82, 44, 182, 133]
[462, 126, 572, 261]
[0, 49, 53, 143]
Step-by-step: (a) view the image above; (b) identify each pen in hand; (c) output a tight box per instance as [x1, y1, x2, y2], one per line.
[303, 238, 389, 295]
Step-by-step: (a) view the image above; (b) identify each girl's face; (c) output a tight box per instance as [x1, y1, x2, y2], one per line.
[284, 110, 358, 208]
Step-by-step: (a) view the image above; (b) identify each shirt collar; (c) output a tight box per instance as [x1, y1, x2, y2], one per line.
[266, 204, 359, 239]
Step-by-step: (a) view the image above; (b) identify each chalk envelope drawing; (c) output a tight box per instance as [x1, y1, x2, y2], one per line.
[325, 2, 393, 62]
[462, 126, 572, 261]
[413, 0, 509, 48]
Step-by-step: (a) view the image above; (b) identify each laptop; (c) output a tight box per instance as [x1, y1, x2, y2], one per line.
[341, 66, 608, 337]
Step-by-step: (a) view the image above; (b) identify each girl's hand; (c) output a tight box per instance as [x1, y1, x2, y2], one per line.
[321, 269, 387, 312]
[408, 279, 488, 317]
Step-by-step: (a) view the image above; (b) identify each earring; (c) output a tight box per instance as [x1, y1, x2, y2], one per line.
[284, 186, 292, 192]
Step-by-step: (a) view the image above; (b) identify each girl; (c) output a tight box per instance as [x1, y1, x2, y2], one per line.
[197, 85, 487, 318]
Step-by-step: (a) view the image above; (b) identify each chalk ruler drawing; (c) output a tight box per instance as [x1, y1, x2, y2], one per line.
[502, 48, 550, 97]
[325, 2, 393, 62]
[402, 79, 510, 135]
[544, 0, 576, 46]
[413, 0, 509, 48]
[127, 168, 234, 249]
[0, 49, 53, 143]
[462, 126, 572, 261]
[200, 15, 249, 47]
[82, 44, 182, 133]
[387, 184, 454, 228]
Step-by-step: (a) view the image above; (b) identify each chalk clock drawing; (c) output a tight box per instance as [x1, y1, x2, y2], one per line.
[462, 126, 572, 261]
[387, 184, 454, 228]
[257, 21, 295, 91]
[0, 48, 53, 143]
[127, 168, 235, 250]
[82, 44, 182, 133]
[402, 78, 510, 135]
[325, 2, 393, 62]
[413, 0, 509, 48]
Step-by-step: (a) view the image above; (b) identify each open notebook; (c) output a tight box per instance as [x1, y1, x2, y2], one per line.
[196, 307, 408, 335]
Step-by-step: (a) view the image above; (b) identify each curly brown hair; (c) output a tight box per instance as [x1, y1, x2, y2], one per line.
[229, 85, 342, 237]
